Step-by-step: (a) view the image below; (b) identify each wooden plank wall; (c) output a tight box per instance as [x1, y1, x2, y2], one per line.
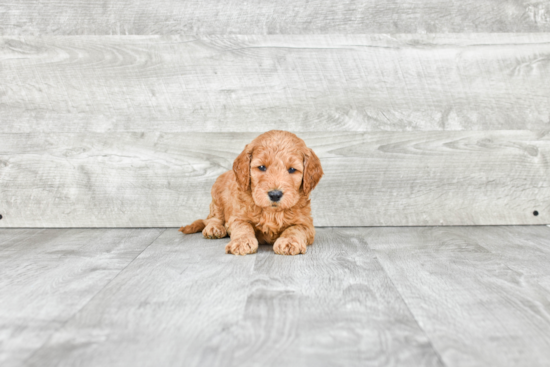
[0, 2, 549, 227]
[2, 1, 550, 34]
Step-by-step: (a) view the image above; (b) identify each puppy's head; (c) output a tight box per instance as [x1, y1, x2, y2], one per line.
[233, 130, 323, 209]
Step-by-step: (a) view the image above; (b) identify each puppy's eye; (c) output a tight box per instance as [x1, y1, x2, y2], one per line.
[258, 165, 267, 171]
[288, 167, 296, 174]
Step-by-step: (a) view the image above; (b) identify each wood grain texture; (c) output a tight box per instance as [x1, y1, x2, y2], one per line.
[218, 228, 444, 367]
[1, 131, 548, 227]
[366, 226, 550, 367]
[448, 226, 550, 292]
[0, 228, 39, 249]
[0, 228, 164, 367]
[22, 228, 443, 367]
[4, 227, 550, 366]
[1, 0, 550, 35]
[1, 34, 550, 133]
[24, 229, 257, 367]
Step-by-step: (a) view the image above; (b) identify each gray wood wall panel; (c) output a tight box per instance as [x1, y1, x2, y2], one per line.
[1, 1, 550, 35]
[1, 34, 550, 133]
[1, 131, 548, 227]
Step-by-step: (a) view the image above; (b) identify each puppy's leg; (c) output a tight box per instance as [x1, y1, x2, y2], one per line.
[202, 201, 227, 239]
[203, 219, 227, 239]
[225, 221, 258, 256]
[274, 225, 315, 256]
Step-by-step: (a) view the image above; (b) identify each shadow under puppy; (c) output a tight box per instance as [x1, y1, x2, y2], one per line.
[180, 130, 323, 255]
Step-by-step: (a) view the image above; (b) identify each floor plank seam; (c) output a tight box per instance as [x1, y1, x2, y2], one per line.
[240, 248, 263, 303]
[365, 242, 448, 366]
[19, 227, 168, 366]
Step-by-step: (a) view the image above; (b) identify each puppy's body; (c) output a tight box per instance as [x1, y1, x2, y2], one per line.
[180, 130, 323, 255]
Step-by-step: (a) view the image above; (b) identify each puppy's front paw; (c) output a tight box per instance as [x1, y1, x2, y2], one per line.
[225, 236, 258, 256]
[202, 223, 227, 239]
[274, 236, 306, 256]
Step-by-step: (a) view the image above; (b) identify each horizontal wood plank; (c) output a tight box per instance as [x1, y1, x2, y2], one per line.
[0, 131, 548, 227]
[1, 34, 550, 133]
[365, 226, 550, 367]
[1, 1, 550, 35]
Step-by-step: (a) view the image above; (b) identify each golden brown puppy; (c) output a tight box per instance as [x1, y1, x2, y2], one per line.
[179, 130, 323, 255]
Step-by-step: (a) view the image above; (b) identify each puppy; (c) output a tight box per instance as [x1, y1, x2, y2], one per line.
[179, 130, 323, 255]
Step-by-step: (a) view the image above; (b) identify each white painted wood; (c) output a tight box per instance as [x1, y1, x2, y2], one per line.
[0, 228, 164, 367]
[1, 34, 550, 133]
[1, 1, 549, 35]
[365, 226, 550, 367]
[21, 228, 443, 367]
[1, 131, 548, 227]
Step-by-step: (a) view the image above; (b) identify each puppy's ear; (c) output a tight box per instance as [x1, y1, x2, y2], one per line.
[233, 144, 253, 191]
[302, 148, 323, 195]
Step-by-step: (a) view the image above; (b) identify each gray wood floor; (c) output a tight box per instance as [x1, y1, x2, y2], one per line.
[2, 226, 550, 366]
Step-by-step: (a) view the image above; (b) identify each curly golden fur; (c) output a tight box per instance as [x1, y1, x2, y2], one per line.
[179, 130, 323, 256]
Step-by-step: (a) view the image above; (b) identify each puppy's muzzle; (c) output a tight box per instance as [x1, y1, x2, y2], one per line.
[268, 190, 283, 202]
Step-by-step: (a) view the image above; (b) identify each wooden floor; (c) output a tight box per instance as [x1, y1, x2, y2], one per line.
[2, 226, 550, 367]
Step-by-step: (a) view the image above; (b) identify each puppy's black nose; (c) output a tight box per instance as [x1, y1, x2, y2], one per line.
[268, 190, 283, 202]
